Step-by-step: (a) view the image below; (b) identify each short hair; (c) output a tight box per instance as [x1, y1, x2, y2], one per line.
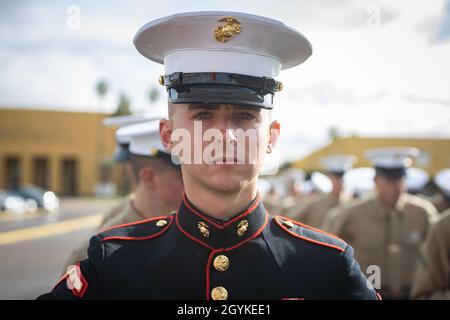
[129, 153, 177, 184]
[168, 102, 175, 120]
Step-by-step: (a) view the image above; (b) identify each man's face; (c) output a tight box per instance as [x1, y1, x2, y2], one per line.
[374, 175, 405, 208]
[160, 104, 279, 194]
[328, 174, 344, 194]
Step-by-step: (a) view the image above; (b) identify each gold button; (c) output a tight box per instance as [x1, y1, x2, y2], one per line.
[211, 286, 228, 300]
[158, 75, 164, 85]
[237, 220, 249, 237]
[156, 219, 167, 227]
[213, 255, 229, 272]
[282, 220, 294, 228]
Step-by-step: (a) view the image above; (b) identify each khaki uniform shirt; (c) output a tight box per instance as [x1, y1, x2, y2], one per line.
[290, 193, 344, 228]
[323, 192, 438, 299]
[431, 193, 450, 214]
[411, 209, 450, 299]
[280, 193, 321, 219]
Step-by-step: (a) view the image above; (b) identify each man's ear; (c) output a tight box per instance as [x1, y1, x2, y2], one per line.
[373, 175, 380, 186]
[160, 119, 174, 153]
[267, 120, 281, 153]
[140, 166, 156, 188]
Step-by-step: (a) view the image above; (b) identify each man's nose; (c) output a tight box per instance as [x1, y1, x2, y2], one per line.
[215, 116, 237, 144]
[225, 128, 238, 144]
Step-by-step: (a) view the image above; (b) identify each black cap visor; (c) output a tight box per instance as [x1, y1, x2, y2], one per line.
[168, 85, 274, 109]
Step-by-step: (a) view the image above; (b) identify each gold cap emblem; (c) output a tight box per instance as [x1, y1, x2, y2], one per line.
[213, 255, 230, 272]
[214, 17, 242, 43]
[198, 221, 210, 237]
[211, 286, 228, 300]
[237, 220, 249, 237]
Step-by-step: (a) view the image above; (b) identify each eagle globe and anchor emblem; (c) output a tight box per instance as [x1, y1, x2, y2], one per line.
[214, 17, 242, 42]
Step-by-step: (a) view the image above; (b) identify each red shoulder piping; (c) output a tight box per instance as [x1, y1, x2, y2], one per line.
[97, 215, 172, 235]
[274, 216, 346, 253]
[100, 215, 174, 242]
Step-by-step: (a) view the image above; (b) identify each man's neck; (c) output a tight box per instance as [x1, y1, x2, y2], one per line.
[330, 188, 341, 199]
[184, 180, 258, 221]
[377, 194, 401, 210]
[132, 188, 174, 218]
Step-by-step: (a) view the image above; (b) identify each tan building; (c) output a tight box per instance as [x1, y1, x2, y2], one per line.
[293, 136, 450, 176]
[0, 108, 128, 196]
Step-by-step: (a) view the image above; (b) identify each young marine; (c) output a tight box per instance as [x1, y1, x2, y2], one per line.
[38, 11, 379, 300]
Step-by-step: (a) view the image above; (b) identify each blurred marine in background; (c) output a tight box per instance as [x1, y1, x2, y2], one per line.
[323, 147, 438, 299]
[62, 119, 183, 272]
[289, 154, 356, 228]
[411, 209, 450, 299]
[432, 169, 450, 214]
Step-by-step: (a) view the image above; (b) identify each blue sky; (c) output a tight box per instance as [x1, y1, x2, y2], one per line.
[1, 0, 449, 162]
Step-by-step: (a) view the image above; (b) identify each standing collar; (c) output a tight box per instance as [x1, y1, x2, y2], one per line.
[176, 192, 268, 250]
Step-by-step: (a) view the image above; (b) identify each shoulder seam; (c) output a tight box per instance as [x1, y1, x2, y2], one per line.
[97, 214, 173, 235]
[274, 216, 347, 253]
[99, 215, 174, 242]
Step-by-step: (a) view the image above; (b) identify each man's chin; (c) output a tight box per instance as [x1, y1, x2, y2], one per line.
[202, 174, 253, 194]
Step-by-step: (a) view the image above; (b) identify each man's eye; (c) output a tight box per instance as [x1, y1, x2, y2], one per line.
[194, 111, 211, 120]
[235, 112, 255, 120]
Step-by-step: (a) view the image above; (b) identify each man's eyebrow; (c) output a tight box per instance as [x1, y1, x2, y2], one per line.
[187, 104, 221, 110]
[187, 104, 261, 112]
[234, 106, 260, 112]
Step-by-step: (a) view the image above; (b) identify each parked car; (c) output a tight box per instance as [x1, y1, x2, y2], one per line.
[4, 185, 60, 213]
[0, 189, 29, 214]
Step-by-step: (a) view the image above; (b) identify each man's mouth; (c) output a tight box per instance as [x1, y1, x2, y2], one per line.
[212, 157, 239, 164]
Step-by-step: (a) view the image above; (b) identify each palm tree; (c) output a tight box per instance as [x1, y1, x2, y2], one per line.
[113, 93, 132, 116]
[96, 80, 109, 109]
[148, 86, 160, 105]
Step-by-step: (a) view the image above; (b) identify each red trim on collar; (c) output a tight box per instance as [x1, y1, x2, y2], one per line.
[100, 216, 174, 242]
[225, 212, 269, 252]
[182, 192, 261, 230]
[176, 212, 216, 251]
[274, 216, 345, 253]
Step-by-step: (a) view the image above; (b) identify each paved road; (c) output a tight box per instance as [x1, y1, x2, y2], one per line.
[0, 197, 121, 300]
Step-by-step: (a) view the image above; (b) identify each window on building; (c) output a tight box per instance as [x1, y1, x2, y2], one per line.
[61, 158, 78, 196]
[4, 156, 21, 189]
[33, 157, 49, 190]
